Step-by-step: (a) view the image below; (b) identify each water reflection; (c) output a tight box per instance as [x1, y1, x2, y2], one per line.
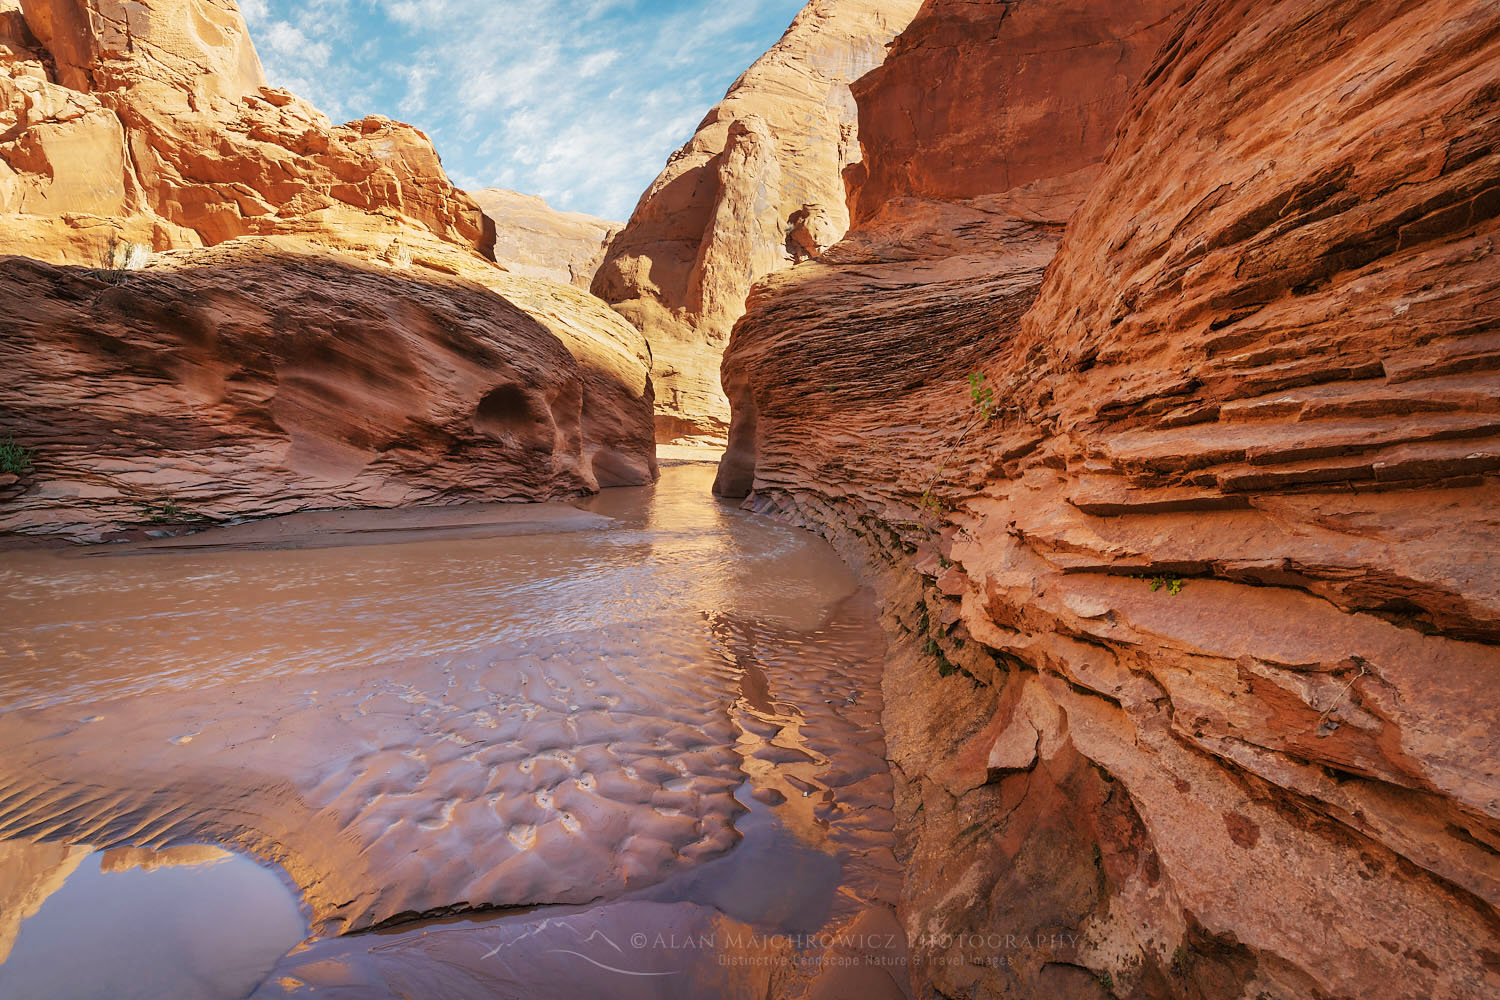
[0, 465, 903, 997]
[0, 843, 305, 1000]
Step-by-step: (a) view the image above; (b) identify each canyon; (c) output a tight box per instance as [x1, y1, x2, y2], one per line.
[593, 0, 925, 449]
[0, 0, 1497, 998]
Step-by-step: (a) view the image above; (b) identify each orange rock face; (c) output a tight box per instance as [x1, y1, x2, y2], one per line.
[0, 0, 656, 540]
[1, 0, 494, 262]
[470, 187, 619, 289]
[593, 0, 924, 448]
[717, 0, 1500, 997]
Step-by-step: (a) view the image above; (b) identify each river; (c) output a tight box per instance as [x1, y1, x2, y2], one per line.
[0, 463, 907, 999]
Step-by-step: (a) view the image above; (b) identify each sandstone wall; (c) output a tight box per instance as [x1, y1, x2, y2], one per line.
[717, 0, 1500, 997]
[0, 0, 495, 263]
[0, 0, 657, 541]
[593, 0, 924, 448]
[469, 187, 619, 290]
[846, 0, 1182, 224]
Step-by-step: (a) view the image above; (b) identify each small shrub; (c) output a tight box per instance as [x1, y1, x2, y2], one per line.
[907, 372, 1000, 537]
[968, 371, 995, 424]
[922, 637, 957, 677]
[95, 236, 151, 284]
[0, 435, 33, 474]
[1096, 970, 1114, 991]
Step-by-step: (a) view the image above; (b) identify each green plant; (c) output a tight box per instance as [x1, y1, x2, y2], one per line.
[923, 637, 957, 677]
[1096, 970, 1114, 990]
[137, 500, 205, 524]
[0, 435, 33, 474]
[907, 371, 1000, 537]
[968, 371, 995, 424]
[1148, 575, 1184, 595]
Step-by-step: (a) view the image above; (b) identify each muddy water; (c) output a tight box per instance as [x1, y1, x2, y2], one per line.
[0, 464, 906, 999]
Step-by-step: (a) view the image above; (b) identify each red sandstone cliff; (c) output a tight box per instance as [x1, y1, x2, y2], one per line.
[717, 0, 1500, 997]
[0, 0, 656, 541]
[592, 0, 924, 449]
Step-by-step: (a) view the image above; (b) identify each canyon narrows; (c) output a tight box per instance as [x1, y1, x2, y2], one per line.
[1, 0, 1497, 998]
[0, 0, 657, 541]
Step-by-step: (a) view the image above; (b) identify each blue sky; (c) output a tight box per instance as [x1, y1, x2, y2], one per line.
[240, 0, 808, 221]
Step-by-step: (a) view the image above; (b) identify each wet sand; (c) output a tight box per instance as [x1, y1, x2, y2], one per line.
[0, 464, 906, 998]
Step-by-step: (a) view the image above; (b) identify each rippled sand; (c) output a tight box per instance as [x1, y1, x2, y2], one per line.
[0, 465, 906, 998]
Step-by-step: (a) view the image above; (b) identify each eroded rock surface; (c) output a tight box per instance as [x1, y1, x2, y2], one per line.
[593, 0, 923, 447]
[718, 0, 1500, 997]
[470, 187, 619, 289]
[0, 241, 655, 540]
[0, 0, 657, 540]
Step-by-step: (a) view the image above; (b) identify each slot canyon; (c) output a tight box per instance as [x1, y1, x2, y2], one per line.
[0, 0, 1496, 998]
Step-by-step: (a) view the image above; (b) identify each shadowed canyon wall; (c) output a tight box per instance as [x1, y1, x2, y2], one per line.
[0, 0, 656, 541]
[592, 0, 924, 448]
[717, 0, 1500, 997]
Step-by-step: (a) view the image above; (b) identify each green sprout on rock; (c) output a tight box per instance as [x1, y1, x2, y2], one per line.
[0, 435, 33, 475]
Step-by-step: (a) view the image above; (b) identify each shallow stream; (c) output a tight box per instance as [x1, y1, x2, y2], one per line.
[0, 464, 906, 998]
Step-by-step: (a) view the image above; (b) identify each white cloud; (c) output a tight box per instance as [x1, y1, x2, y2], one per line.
[263, 21, 331, 67]
[245, 0, 808, 219]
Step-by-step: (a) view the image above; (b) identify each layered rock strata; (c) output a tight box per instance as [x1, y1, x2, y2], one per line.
[717, 0, 1500, 997]
[593, 0, 924, 447]
[0, 241, 655, 540]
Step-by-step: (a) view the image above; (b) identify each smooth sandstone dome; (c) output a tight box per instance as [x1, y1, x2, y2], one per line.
[716, 0, 1500, 996]
[469, 187, 620, 290]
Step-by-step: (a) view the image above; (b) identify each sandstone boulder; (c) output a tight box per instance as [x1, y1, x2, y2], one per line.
[0, 241, 654, 541]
